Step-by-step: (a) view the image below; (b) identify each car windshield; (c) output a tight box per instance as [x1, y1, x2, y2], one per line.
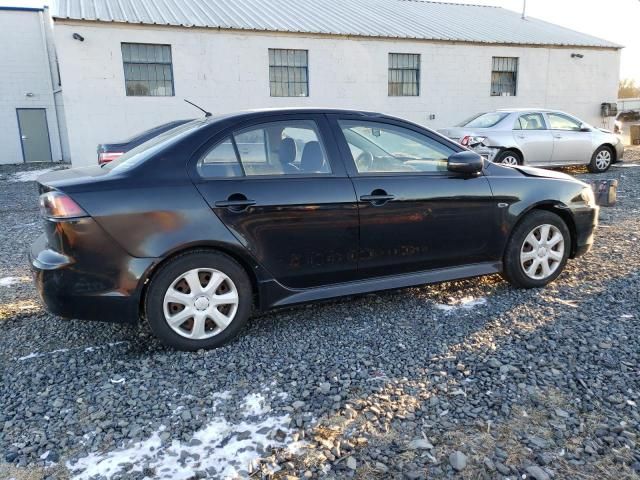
[104, 120, 205, 172]
[459, 112, 509, 128]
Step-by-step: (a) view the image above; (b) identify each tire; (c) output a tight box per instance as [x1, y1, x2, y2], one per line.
[494, 150, 522, 166]
[145, 250, 252, 351]
[501, 210, 570, 289]
[588, 145, 613, 173]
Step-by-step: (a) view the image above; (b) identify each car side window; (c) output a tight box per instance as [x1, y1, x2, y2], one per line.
[547, 113, 582, 131]
[338, 120, 454, 174]
[234, 120, 331, 176]
[514, 113, 546, 130]
[197, 136, 243, 178]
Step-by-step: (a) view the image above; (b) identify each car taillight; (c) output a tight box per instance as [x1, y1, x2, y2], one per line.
[39, 191, 88, 219]
[461, 136, 487, 147]
[98, 152, 123, 164]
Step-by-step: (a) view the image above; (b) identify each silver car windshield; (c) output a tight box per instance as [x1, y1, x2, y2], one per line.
[460, 112, 509, 128]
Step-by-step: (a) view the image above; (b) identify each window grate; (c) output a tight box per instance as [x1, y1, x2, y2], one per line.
[491, 57, 518, 96]
[269, 49, 309, 97]
[121, 43, 174, 97]
[388, 53, 420, 97]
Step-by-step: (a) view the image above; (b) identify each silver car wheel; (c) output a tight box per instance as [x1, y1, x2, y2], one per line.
[520, 224, 565, 280]
[163, 268, 239, 339]
[500, 155, 519, 166]
[595, 150, 611, 171]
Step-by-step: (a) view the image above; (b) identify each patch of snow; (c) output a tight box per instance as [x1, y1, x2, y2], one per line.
[8, 168, 57, 182]
[614, 163, 640, 168]
[17, 348, 69, 361]
[435, 296, 487, 313]
[68, 392, 301, 480]
[0, 276, 25, 287]
[621, 314, 634, 319]
[242, 393, 270, 417]
[16, 341, 128, 361]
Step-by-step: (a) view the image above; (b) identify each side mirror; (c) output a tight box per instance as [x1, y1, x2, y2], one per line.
[447, 150, 483, 174]
[579, 123, 591, 132]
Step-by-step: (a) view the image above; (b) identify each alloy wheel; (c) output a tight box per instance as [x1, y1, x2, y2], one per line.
[162, 268, 239, 339]
[500, 155, 519, 166]
[595, 150, 611, 171]
[520, 224, 565, 280]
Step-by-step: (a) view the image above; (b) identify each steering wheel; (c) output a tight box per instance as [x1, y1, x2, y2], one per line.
[355, 151, 374, 172]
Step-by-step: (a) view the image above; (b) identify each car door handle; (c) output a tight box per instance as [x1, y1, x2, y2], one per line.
[214, 195, 256, 211]
[360, 194, 395, 201]
[516, 134, 526, 139]
[360, 189, 395, 205]
[553, 134, 563, 139]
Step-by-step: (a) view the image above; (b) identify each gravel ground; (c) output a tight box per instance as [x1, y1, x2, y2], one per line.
[1, 151, 639, 480]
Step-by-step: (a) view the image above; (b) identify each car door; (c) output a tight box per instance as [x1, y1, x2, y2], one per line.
[330, 115, 498, 279]
[512, 112, 554, 164]
[191, 114, 359, 289]
[545, 112, 593, 164]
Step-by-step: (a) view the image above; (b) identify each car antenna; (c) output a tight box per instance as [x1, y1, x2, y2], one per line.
[184, 99, 212, 117]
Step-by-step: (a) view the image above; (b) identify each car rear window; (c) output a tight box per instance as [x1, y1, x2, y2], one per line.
[460, 112, 509, 128]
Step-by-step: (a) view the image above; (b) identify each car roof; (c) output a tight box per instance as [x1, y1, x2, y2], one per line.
[205, 107, 390, 123]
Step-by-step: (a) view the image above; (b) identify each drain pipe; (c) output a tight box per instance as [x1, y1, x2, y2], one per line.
[38, 7, 65, 162]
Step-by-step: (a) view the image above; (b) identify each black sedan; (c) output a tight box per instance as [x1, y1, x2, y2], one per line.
[31, 108, 598, 350]
[97, 119, 192, 164]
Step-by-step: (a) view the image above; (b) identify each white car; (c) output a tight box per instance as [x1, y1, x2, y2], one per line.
[438, 109, 624, 173]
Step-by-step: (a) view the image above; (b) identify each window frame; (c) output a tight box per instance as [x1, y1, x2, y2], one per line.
[388, 53, 421, 97]
[121, 42, 175, 97]
[332, 116, 463, 178]
[268, 49, 309, 98]
[192, 115, 343, 181]
[490, 56, 518, 97]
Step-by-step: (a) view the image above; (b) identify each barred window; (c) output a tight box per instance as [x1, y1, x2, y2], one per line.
[122, 43, 174, 97]
[491, 57, 518, 96]
[269, 49, 308, 97]
[388, 53, 420, 96]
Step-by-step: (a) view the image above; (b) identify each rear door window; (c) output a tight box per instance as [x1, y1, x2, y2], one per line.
[514, 113, 546, 130]
[198, 119, 332, 178]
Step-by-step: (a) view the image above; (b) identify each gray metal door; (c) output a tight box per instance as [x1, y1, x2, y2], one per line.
[17, 108, 52, 163]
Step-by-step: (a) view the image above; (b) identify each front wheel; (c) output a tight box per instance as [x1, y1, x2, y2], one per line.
[501, 211, 570, 288]
[145, 251, 252, 351]
[588, 146, 613, 173]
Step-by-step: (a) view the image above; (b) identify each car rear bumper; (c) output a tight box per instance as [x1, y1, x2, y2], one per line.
[29, 232, 155, 324]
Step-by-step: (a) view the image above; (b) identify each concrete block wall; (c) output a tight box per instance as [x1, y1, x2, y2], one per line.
[0, 8, 64, 164]
[53, 21, 621, 166]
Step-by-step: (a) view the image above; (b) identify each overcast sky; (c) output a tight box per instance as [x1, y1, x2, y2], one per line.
[3, 0, 639, 82]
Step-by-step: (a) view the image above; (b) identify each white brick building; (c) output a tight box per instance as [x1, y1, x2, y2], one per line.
[0, 6, 68, 164]
[6, 0, 623, 166]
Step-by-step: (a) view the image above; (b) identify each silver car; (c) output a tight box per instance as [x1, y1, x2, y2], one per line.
[438, 109, 624, 173]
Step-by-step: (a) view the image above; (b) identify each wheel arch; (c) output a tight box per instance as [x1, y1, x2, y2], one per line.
[497, 147, 524, 164]
[138, 242, 263, 321]
[511, 201, 578, 257]
[597, 143, 617, 162]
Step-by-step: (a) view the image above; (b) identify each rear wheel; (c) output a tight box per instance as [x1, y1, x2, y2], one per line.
[501, 211, 570, 288]
[495, 150, 522, 166]
[588, 146, 613, 173]
[145, 251, 252, 350]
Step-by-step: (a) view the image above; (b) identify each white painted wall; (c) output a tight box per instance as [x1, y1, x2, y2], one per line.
[0, 9, 63, 164]
[53, 20, 621, 166]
